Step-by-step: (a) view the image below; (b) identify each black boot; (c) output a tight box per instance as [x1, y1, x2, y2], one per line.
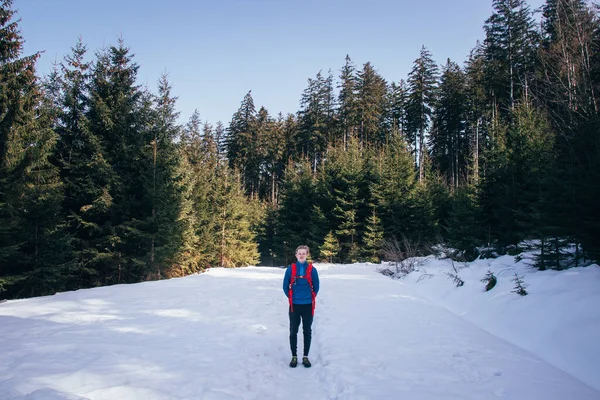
[302, 357, 311, 368]
[289, 356, 298, 368]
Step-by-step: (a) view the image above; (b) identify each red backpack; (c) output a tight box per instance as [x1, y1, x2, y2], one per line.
[288, 263, 316, 315]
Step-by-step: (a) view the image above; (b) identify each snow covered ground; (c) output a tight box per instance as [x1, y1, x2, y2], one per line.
[0, 256, 598, 400]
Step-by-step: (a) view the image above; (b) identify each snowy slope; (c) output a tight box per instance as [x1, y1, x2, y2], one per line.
[0, 262, 598, 400]
[400, 254, 600, 392]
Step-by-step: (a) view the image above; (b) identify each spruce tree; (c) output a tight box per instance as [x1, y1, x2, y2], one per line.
[445, 185, 482, 259]
[483, 0, 538, 116]
[322, 136, 369, 262]
[226, 91, 258, 196]
[297, 71, 335, 172]
[213, 166, 260, 268]
[356, 62, 388, 146]
[362, 209, 384, 262]
[276, 159, 324, 264]
[53, 38, 113, 289]
[0, 0, 70, 298]
[87, 40, 149, 284]
[430, 59, 468, 188]
[319, 231, 340, 263]
[406, 46, 439, 182]
[181, 110, 218, 270]
[337, 55, 360, 147]
[371, 133, 417, 241]
[148, 74, 198, 278]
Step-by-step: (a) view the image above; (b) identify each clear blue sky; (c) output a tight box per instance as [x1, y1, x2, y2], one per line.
[17, 0, 545, 126]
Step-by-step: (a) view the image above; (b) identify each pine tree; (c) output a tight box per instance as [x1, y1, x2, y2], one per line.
[386, 80, 409, 142]
[483, 0, 538, 116]
[430, 59, 468, 188]
[406, 46, 439, 182]
[445, 185, 482, 259]
[371, 133, 417, 241]
[362, 209, 384, 262]
[87, 40, 150, 284]
[464, 43, 491, 185]
[181, 110, 218, 270]
[226, 91, 258, 196]
[297, 70, 335, 172]
[213, 167, 260, 268]
[53, 38, 114, 289]
[0, 0, 70, 298]
[276, 159, 324, 264]
[356, 62, 387, 146]
[319, 231, 340, 263]
[337, 55, 360, 147]
[148, 74, 199, 279]
[322, 136, 370, 262]
[480, 102, 555, 249]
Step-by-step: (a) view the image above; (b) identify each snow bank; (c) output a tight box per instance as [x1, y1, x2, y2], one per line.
[397, 253, 600, 391]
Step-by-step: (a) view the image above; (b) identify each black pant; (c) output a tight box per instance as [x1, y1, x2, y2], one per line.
[289, 303, 313, 357]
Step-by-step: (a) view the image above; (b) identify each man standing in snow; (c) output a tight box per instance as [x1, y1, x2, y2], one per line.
[282, 245, 319, 368]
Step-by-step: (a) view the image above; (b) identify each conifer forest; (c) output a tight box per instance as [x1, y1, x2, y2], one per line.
[1, 0, 599, 299]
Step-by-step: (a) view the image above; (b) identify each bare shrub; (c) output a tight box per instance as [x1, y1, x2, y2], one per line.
[381, 235, 422, 277]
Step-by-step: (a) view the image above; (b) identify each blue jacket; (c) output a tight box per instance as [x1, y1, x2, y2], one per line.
[282, 261, 319, 305]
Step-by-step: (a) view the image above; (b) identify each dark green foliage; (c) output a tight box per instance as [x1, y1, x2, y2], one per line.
[0, 1, 71, 298]
[362, 209, 384, 263]
[297, 71, 335, 170]
[275, 159, 325, 264]
[430, 59, 469, 188]
[52, 38, 113, 289]
[445, 185, 482, 259]
[480, 270, 497, 291]
[356, 62, 388, 146]
[321, 136, 370, 262]
[370, 134, 417, 241]
[480, 102, 555, 250]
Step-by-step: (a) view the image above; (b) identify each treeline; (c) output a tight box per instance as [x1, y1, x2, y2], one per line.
[1, 0, 599, 299]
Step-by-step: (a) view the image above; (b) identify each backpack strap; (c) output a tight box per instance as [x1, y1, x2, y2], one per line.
[288, 263, 296, 312]
[306, 263, 316, 316]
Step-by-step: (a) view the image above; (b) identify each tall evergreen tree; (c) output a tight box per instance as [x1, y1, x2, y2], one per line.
[297, 71, 335, 172]
[0, 0, 69, 298]
[480, 102, 555, 248]
[226, 91, 260, 197]
[181, 110, 219, 270]
[386, 79, 409, 142]
[53, 38, 113, 289]
[87, 40, 150, 284]
[356, 62, 388, 146]
[213, 167, 260, 268]
[322, 136, 370, 262]
[337, 55, 360, 147]
[276, 159, 325, 264]
[430, 59, 468, 188]
[148, 74, 199, 278]
[406, 46, 439, 182]
[483, 0, 538, 115]
[370, 134, 417, 241]
[464, 43, 491, 185]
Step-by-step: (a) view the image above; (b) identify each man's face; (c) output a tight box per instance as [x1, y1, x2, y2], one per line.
[296, 249, 308, 263]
